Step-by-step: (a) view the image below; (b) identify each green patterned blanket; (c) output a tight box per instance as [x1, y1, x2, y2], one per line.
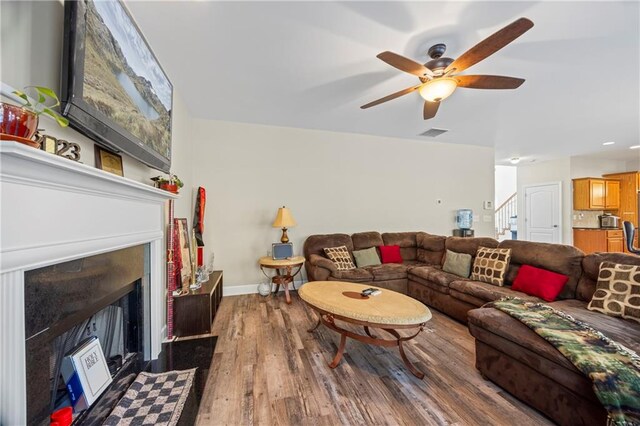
[488, 298, 640, 426]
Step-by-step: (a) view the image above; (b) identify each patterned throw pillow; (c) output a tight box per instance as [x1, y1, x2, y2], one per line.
[471, 247, 512, 286]
[323, 246, 356, 271]
[588, 262, 640, 323]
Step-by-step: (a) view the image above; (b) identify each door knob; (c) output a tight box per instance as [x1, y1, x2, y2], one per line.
[553, 225, 559, 228]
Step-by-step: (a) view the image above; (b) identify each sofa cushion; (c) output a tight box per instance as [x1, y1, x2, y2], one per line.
[323, 246, 356, 271]
[366, 264, 408, 281]
[450, 280, 541, 304]
[446, 237, 499, 258]
[330, 268, 373, 282]
[410, 265, 464, 289]
[499, 239, 584, 300]
[416, 232, 446, 265]
[512, 265, 569, 302]
[352, 231, 384, 251]
[588, 262, 640, 323]
[353, 247, 381, 268]
[379, 245, 403, 264]
[551, 299, 640, 354]
[304, 234, 354, 259]
[471, 247, 511, 286]
[442, 250, 472, 278]
[382, 232, 418, 261]
[577, 253, 640, 302]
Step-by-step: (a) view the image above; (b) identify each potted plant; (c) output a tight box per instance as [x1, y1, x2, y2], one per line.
[151, 174, 184, 194]
[1, 86, 69, 147]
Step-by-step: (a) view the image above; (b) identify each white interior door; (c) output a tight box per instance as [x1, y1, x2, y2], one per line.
[524, 183, 562, 243]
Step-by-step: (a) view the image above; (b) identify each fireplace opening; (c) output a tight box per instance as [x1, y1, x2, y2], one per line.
[24, 245, 150, 425]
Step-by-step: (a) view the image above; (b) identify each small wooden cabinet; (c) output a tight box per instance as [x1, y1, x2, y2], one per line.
[174, 270, 223, 338]
[573, 229, 624, 254]
[573, 178, 620, 210]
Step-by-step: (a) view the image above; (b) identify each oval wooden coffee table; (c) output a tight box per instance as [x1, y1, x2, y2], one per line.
[299, 281, 432, 379]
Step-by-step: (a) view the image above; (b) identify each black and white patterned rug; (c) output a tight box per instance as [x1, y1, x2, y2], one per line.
[103, 369, 195, 426]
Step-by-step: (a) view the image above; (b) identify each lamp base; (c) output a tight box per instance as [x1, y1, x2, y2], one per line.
[280, 228, 289, 243]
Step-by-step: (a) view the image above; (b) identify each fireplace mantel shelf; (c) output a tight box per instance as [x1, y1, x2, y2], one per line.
[0, 142, 178, 203]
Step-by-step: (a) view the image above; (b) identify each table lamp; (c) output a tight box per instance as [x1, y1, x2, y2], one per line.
[272, 206, 296, 243]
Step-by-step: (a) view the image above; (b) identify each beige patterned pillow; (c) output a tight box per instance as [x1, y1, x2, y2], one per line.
[588, 262, 640, 323]
[471, 247, 511, 286]
[323, 246, 356, 271]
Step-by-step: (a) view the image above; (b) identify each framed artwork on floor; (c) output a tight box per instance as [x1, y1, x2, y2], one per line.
[174, 218, 192, 293]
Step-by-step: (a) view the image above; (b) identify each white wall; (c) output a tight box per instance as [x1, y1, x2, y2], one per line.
[190, 119, 495, 287]
[0, 0, 194, 217]
[495, 165, 517, 207]
[517, 158, 572, 244]
[570, 156, 628, 179]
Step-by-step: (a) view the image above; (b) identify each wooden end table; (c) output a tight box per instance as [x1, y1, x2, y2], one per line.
[299, 281, 432, 379]
[258, 256, 305, 304]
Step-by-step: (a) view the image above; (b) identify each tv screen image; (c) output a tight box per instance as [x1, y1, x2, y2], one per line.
[62, 0, 173, 172]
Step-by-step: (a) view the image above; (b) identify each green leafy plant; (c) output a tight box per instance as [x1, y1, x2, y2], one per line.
[151, 174, 184, 189]
[12, 86, 69, 127]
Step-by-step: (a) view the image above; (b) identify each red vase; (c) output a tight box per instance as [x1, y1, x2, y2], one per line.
[0, 102, 38, 139]
[160, 183, 179, 194]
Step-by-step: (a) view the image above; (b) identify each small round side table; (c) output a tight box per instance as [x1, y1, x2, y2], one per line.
[258, 256, 305, 304]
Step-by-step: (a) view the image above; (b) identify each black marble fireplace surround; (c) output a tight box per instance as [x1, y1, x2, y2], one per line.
[24, 245, 150, 425]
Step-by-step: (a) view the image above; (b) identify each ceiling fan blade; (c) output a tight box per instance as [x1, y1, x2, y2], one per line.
[377, 51, 434, 79]
[361, 84, 423, 109]
[455, 75, 525, 89]
[423, 101, 440, 120]
[445, 17, 534, 74]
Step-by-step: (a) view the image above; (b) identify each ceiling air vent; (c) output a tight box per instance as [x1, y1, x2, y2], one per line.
[420, 128, 448, 138]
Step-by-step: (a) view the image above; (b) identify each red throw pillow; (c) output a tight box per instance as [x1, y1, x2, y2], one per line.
[379, 245, 403, 264]
[512, 265, 569, 302]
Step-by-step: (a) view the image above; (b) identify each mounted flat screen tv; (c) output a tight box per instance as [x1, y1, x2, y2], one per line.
[61, 0, 172, 172]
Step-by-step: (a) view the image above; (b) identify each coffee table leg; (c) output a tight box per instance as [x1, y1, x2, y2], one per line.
[364, 326, 376, 338]
[329, 333, 347, 368]
[398, 340, 425, 379]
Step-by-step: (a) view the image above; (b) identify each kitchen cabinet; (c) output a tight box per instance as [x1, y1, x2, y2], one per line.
[573, 229, 625, 254]
[603, 172, 639, 254]
[573, 178, 619, 210]
[605, 180, 620, 209]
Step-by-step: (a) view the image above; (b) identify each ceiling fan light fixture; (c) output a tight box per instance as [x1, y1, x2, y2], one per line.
[419, 78, 457, 102]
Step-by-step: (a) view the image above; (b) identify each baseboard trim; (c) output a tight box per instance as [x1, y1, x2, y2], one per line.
[224, 281, 306, 296]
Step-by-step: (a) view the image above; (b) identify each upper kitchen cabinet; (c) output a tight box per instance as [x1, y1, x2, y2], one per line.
[573, 178, 619, 210]
[603, 171, 640, 227]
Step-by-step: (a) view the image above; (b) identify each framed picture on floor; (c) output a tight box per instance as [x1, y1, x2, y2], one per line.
[174, 218, 192, 292]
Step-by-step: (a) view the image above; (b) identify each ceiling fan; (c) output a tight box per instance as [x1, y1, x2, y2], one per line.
[361, 17, 534, 120]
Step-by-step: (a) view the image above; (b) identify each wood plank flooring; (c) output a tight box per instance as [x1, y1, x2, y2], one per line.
[196, 292, 553, 426]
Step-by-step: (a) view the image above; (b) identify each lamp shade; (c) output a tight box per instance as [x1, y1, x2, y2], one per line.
[272, 206, 296, 228]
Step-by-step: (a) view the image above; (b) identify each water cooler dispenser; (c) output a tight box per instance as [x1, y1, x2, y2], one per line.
[453, 209, 475, 237]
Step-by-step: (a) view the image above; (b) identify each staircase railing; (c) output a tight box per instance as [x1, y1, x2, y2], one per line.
[495, 192, 517, 238]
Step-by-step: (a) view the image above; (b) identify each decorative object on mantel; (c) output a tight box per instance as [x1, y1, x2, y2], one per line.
[0, 86, 68, 148]
[151, 174, 184, 194]
[94, 145, 124, 176]
[193, 187, 206, 266]
[35, 131, 82, 161]
[272, 206, 297, 243]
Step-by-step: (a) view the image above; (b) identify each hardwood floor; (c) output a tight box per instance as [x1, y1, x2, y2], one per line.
[196, 292, 553, 426]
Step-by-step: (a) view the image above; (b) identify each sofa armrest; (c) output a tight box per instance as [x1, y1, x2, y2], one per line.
[309, 254, 338, 274]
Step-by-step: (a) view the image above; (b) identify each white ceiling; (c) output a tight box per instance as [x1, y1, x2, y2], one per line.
[127, 1, 640, 164]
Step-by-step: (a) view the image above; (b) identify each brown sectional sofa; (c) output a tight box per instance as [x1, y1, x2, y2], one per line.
[303, 231, 640, 426]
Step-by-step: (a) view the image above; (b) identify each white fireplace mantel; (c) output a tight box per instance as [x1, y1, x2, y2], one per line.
[0, 142, 177, 424]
